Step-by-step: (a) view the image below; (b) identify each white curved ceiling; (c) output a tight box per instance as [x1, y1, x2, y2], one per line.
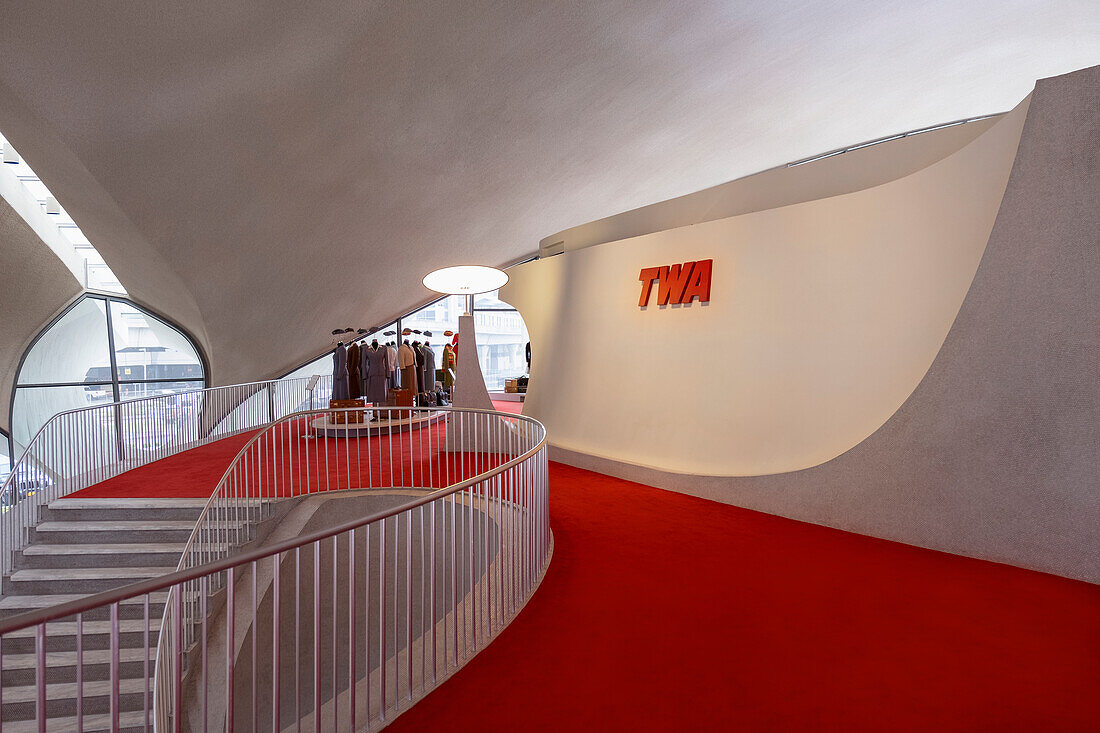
[0, 1, 1096, 386]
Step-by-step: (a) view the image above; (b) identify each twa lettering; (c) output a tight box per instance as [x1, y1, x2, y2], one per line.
[637, 259, 712, 306]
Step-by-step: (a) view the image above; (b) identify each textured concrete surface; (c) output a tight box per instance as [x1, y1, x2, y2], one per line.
[552, 66, 1100, 583]
[0, 195, 81, 433]
[0, 4, 1096, 386]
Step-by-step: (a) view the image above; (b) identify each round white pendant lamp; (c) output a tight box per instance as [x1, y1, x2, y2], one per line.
[423, 265, 508, 295]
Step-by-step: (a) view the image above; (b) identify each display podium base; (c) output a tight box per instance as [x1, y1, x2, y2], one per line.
[311, 410, 445, 438]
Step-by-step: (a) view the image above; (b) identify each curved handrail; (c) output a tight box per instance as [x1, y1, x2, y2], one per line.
[0, 404, 550, 733]
[152, 403, 549, 730]
[0, 374, 331, 592]
[175, 405, 542, 574]
[0, 407, 546, 634]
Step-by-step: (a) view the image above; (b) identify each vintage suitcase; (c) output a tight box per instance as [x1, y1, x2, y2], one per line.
[388, 389, 415, 420]
[328, 398, 366, 424]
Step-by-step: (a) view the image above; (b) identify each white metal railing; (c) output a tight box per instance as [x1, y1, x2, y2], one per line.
[0, 405, 550, 731]
[156, 405, 547, 730]
[0, 375, 333, 593]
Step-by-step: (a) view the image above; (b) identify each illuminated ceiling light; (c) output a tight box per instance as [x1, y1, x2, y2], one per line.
[2, 143, 19, 164]
[45, 196, 61, 215]
[423, 265, 508, 295]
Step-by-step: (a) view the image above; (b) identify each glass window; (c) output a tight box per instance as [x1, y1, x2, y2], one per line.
[401, 297, 463, 366]
[17, 298, 111, 385]
[109, 301, 203, 381]
[473, 291, 529, 392]
[374, 321, 399, 348]
[473, 290, 512, 309]
[12, 384, 115, 457]
[0, 433, 10, 487]
[11, 295, 206, 457]
[0, 130, 125, 294]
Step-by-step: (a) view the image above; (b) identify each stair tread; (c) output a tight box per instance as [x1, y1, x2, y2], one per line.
[3, 619, 158, 638]
[2, 708, 149, 732]
[0, 593, 168, 610]
[34, 521, 199, 531]
[1, 675, 149, 704]
[48, 497, 208, 510]
[22, 544, 186, 556]
[1, 646, 153, 671]
[10, 568, 173, 581]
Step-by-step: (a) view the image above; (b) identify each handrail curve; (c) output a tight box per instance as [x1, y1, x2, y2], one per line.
[0, 403, 550, 733]
[0, 407, 544, 634]
[0, 374, 332, 593]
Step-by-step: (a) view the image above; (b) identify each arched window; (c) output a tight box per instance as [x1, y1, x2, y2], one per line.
[0, 428, 10, 486]
[10, 294, 206, 454]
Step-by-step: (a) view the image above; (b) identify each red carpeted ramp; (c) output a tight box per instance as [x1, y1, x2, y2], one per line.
[390, 462, 1100, 732]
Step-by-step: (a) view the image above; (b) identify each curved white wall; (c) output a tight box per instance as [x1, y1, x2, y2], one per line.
[504, 96, 1029, 476]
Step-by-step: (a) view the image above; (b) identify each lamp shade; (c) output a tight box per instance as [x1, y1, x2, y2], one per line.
[423, 265, 508, 295]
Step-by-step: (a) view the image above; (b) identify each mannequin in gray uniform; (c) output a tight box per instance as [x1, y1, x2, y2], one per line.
[359, 339, 371, 398]
[421, 341, 437, 394]
[332, 342, 350, 400]
[366, 342, 390, 403]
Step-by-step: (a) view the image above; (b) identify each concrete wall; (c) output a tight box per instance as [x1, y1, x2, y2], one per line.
[1, 5, 1096, 389]
[0, 195, 81, 433]
[504, 66, 1099, 583]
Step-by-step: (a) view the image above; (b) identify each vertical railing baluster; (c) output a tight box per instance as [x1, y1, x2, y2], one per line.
[273, 552, 281, 733]
[35, 622, 46, 733]
[227, 567, 236, 733]
[313, 540, 321, 733]
[111, 603, 120, 732]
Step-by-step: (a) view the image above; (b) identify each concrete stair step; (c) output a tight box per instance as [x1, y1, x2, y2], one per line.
[0, 592, 168, 621]
[1, 647, 154, 686]
[1, 674, 149, 703]
[16, 544, 186, 570]
[30, 520, 227, 544]
[6, 567, 173, 595]
[42, 497, 208, 522]
[2, 619, 159, 654]
[22, 543, 187, 556]
[1, 708, 149, 733]
[0, 592, 169, 611]
[34, 520, 198, 531]
[47, 498, 207, 510]
[1, 675, 150, 720]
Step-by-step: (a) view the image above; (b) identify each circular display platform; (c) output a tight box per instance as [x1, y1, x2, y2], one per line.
[310, 410, 446, 438]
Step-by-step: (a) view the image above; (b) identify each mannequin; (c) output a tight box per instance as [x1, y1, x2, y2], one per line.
[385, 341, 398, 389]
[398, 339, 418, 397]
[413, 340, 425, 394]
[442, 342, 456, 392]
[421, 339, 437, 395]
[347, 341, 362, 399]
[366, 339, 389, 404]
[332, 342, 350, 400]
[365, 338, 378, 400]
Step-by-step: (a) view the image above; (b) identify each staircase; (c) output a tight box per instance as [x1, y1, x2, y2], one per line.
[0, 498, 207, 732]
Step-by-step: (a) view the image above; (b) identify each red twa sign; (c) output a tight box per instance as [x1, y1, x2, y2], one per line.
[637, 259, 712, 306]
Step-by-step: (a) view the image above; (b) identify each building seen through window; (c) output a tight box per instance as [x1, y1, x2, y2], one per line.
[10, 294, 206, 456]
[280, 291, 529, 393]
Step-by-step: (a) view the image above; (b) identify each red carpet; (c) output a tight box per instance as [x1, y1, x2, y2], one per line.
[73, 436, 1100, 730]
[74, 419, 504, 499]
[389, 462, 1100, 732]
[490, 398, 523, 415]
